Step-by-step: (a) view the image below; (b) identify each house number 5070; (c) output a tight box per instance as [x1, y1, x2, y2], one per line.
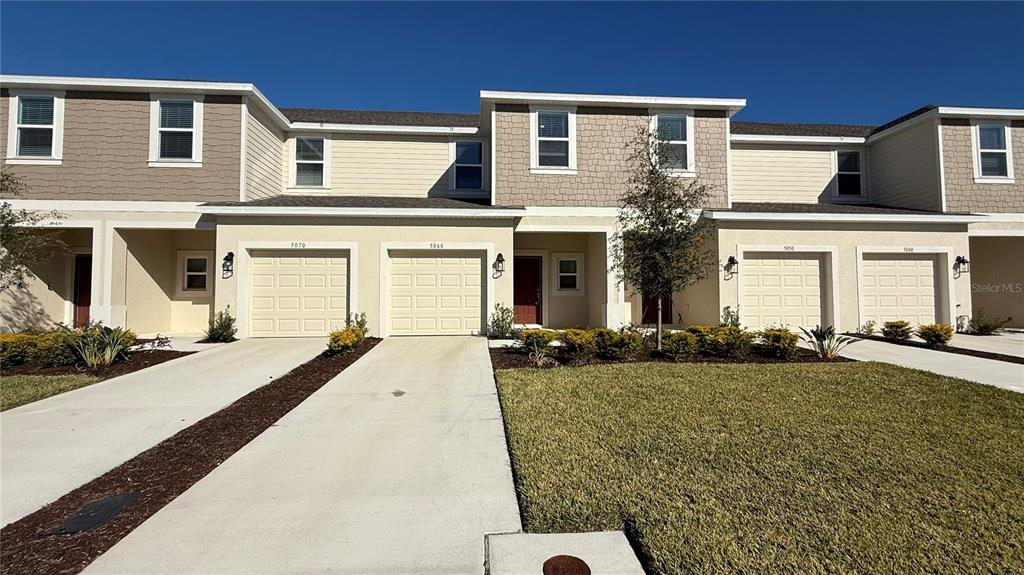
[291, 242, 306, 248]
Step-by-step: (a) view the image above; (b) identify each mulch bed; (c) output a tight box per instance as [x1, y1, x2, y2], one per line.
[489, 346, 852, 370]
[848, 334, 1024, 365]
[1, 350, 194, 379]
[0, 337, 381, 575]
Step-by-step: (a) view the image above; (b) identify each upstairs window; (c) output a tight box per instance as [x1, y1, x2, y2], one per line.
[836, 150, 863, 196]
[453, 140, 483, 190]
[149, 95, 202, 166]
[295, 137, 325, 187]
[6, 92, 64, 163]
[975, 122, 1013, 180]
[531, 108, 576, 173]
[654, 113, 693, 174]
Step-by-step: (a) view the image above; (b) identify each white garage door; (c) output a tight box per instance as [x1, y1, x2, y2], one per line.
[249, 250, 349, 337]
[740, 252, 825, 330]
[388, 250, 484, 336]
[861, 254, 937, 326]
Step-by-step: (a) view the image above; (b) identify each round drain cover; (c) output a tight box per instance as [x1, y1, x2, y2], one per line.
[542, 554, 591, 575]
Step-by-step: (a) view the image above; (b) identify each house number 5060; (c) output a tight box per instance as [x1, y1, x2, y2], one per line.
[430, 242, 445, 249]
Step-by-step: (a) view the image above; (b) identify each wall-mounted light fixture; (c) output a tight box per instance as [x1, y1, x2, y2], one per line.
[222, 251, 235, 276]
[493, 253, 506, 275]
[953, 255, 970, 274]
[725, 256, 739, 271]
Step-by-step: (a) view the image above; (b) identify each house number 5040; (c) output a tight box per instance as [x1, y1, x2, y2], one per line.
[430, 243, 445, 249]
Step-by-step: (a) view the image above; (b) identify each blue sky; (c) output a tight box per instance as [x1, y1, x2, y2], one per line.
[2, 2, 1021, 126]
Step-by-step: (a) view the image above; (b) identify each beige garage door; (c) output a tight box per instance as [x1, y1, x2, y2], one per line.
[740, 252, 825, 330]
[249, 250, 349, 337]
[388, 250, 484, 336]
[861, 254, 937, 326]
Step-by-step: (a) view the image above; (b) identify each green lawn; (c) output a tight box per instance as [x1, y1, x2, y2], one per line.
[496, 362, 1024, 574]
[1, 374, 102, 411]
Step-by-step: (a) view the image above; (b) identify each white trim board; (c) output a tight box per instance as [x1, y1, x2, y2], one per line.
[705, 211, 987, 224]
[481, 90, 746, 115]
[736, 244, 841, 330]
[198, 205, 526, 219]
[4, 199, 202, 213]
[289, 122, 477, 136]
[730, 134, 866, 145]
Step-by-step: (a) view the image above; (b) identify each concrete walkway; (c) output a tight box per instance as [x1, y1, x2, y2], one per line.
[949, 332, 1024, 358]
[1, 338, 324, 526]
[85, 336, 521, 575]
[840, 338, 1024, 393]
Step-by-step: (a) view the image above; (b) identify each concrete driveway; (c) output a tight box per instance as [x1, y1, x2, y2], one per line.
[1, 338, 324, 526]
[85, 336, 521, 575]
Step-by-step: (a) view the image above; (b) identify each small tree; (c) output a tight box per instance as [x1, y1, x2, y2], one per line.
[0, 167, 66, 292]
[611, 125, 717, 350]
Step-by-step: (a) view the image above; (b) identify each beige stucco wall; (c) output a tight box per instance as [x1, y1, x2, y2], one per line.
[513, 232, 608, 328]
[868, 119, 942, 212]
[716, 221, 972, 332]
[941, 119, 1024, 213]
[493, 105, 729, 208]
[245, 105, 285, 201]
[1, 90, 242, 202]
[969, 236, 1024, 328]
[0, 229, 92, 332]
[213, 217, 515, 337]
[731, 144, 837, 203]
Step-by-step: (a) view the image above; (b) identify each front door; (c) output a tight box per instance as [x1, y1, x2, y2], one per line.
[73, 254, 92, 327]
[641, 292, 672, 325]
[513, 256, 542, 325]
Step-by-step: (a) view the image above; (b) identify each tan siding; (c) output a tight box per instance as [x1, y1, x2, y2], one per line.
[867, 120, 941, 211]
[245, 106, 285, 200]
[327, 134, 453, 197]
[731, 145, 835, 203]
[941, 120, 1024, 213]
[1, 90, 241, 202]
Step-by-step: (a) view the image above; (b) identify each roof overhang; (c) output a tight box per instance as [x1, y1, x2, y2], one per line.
[480, 90, 746, 116]
[198, 205, 526, 219]
[868, 106, 1024, 143]
[730, 134, 866, 145]
[289, 122, 478, 136]
[704, 210, 988, 224]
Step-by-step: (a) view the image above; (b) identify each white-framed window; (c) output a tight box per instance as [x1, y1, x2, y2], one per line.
[149, 95, 203, 167]
[651, 112, 695, 175]
[835, 150, 865, 197]
[972, 121, 1014, 182]
[451, 140, 484, 191]
[294, 136, 326, 187]
[553, 253, 584, 295]
[175, 251, 213, 297]
[529, 106, 577, 174]
[5, 91, 65, 165]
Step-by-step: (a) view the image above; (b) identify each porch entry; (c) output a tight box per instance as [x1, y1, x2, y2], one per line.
[73, 254, 92, 327]
[513, 255, 542, 324]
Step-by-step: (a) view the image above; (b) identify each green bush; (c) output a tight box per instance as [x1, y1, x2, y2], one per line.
[345, 312, 369, 336]
[968, 309, 1012, 336]
[204, 309, 238, 343]
[687, 325, 753, 358]
[28, 330, 78, 366]
[916, 323, 954, 347]
[799, 325, 857, 359]
[755, 328, 799, 359]
[662, 331, 697, 360]
[559, 328, 597, 364]
[594, 328, 643, 361]
[881, 320, 913, 342]
[518, 329, 558, 352]
[488, 304, 516, 339]
[327, 326, 365, 354]
[60, 323, 137, 370]
[0, 333, 39, 367]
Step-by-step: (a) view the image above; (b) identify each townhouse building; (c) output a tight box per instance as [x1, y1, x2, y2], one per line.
[1, 75, 1021, 337]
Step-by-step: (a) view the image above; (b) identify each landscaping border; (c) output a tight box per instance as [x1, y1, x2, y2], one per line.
[1, 349, 193, 380]
[0, 338, 381, 575]
[848, 334, 1024, 365]
[489, 346, 852, 370]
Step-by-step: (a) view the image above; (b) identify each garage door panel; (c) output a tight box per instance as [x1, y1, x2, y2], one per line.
[388, 250, 484, 336]
[861, 254, 937, 326]
[249, 250, 349, 337]
[740, 252, 826, 330]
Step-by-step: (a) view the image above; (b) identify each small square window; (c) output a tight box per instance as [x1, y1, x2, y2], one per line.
[555, 256, 582, 293]
[183, 257, 208, 292]
[558, 275, 577, 290]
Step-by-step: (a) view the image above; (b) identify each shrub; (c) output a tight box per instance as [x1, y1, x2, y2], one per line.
[916, 323, 954, 347]
[859, 320, 877, 336]
[594, 328, 643, 361]
[527, 341, 558, 368]
[327, 326, 365, 354]
[345, 312, 369, 336]
[799, 325, 857, 359]
[0, 333, 39, 367]
[881, 320, 913, 342]
[687, 325, 753, 358]
[755, 328, 799, 359]
[61, 323, 137, 370]
[661, 330, 697, 360]
[488, 303, 516, 339]
[204, 309, 238, 343]
[720, 306, 741, 328]
[968, 309, 1012, 336]
[29, 329, 78, 366]
[558, 328, 597, 364]
[518, 329, 558, 352]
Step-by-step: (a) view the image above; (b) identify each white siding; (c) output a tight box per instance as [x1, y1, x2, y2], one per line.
[326, 134, 455, 197]
[867, 120, 941, 211]
[731, 145, 835, 203]
[244, 107, 285, 200]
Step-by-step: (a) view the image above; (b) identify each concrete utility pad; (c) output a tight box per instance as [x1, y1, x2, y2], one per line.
[487, 531, 646, 575]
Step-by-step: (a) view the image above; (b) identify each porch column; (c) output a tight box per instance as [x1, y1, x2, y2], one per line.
[603, 229, 629, 328]
[106, 227, 128, 328]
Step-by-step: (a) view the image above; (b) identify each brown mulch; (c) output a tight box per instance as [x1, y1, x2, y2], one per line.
[1, 350, 193, 379]
[848, 334, 1024, 365]
[0, 337, 381, 575]
[489, 346, 852, 370]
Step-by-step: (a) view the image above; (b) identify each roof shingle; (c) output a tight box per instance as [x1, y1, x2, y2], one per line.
[730, 121, 874, 138]
[279, 108, 479, 128]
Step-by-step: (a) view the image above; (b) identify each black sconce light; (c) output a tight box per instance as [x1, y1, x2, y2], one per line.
[726, 256, 739, 271]
[494, 253, 506, 274]
[954, 255, 970, 274]
[222, 251, 235, 275]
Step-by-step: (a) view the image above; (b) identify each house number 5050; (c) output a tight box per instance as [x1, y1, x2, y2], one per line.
[430, 243, 445, 249]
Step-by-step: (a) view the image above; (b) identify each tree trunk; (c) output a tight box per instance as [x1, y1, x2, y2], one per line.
[656, 296, 663, 351]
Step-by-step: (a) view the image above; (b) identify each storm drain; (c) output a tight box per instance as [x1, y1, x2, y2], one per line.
[543, 554, 591, 575]
[47, 492, 141, 535]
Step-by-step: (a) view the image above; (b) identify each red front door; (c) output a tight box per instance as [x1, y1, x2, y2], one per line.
[513, 256, 542, 324]
[73, 254, 92, 327]
[641, 293, 672, 325]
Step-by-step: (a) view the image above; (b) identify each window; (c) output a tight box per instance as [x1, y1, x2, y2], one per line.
[176, 251, 212, 297]
[184, 257, 208, 291]
[295, 137, 325, 187]
[6, 92, 64, 163]
[553, 254, 584, 295]
[654, 113, 693, 173]
[836, 150, 863, 196]
[149, 95, 202, 166]
[453, 141, 483, 190]
[530, 107, 576, 173]
[974, 122, 1013, 181]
